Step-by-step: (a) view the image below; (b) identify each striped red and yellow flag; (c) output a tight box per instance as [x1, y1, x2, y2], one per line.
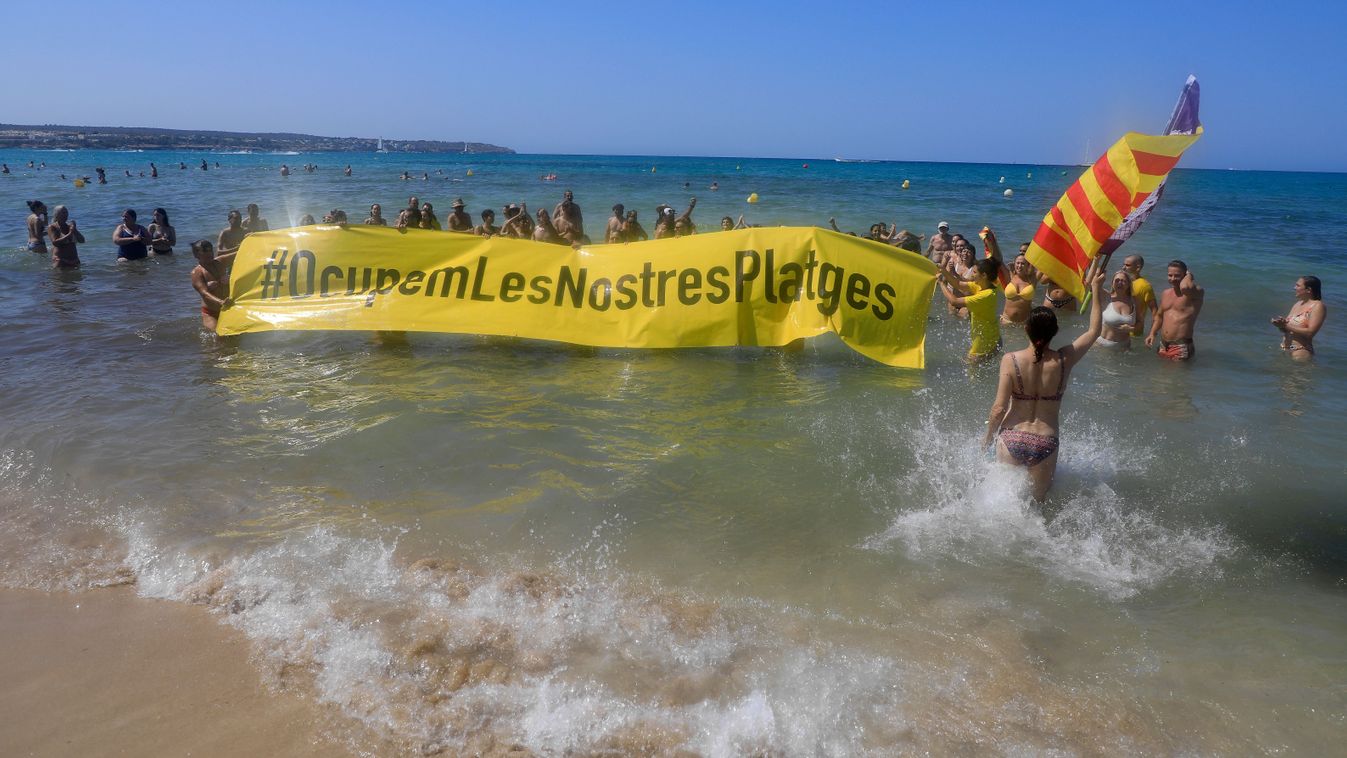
[1026, 127, 1203, 301]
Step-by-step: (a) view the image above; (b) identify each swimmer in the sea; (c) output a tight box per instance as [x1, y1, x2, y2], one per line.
[1272, 275, 1325, 362]
[190, 239, 234, 333]
[622, 210, 648, 242]
[242, 203, 268, 233]
[1000, 254, 1037, 326]
[26, 200, 48, 254]
[983, 270, 1106, 501]
[674, 197, 697, 236]
[217, 210, 247, 261]
[1096, 268, 1135, 350]
[926, 221, 953, 263]
[1145, 260, 1203, 361]
[113, 208, 150, 262]
[936, 258, 1004, 362]
[47, 205, 84, 268]
[606, 204, 626, 243]
[148, 207, 175, 255]
[1120, 255, 1157, 340]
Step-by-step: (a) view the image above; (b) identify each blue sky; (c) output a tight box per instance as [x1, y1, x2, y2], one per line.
[2, 0, 1343, 171]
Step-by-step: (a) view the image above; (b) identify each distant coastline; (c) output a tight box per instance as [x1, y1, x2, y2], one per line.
[0, 124, 513, 154]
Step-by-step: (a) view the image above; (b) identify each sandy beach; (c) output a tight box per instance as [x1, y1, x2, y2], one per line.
[0, 587, 353, 758]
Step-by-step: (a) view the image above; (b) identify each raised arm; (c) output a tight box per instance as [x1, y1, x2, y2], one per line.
[828, 217, 841, 233]
[678, 197, 697, 223]
[983, 355, 1014, 447]
[734, 214, 747, 229]
[1066, 270, 1106, 365]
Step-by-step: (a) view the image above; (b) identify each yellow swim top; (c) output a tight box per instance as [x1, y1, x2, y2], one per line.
[1003, 279, 1036, 301]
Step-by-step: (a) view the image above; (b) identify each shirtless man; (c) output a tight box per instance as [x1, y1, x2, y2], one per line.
[242, 203, 269, 234]
[1121, 255, 1158, 340]
[552, 190, 585, 244]
[623, 210, 648, 242]
[446, 198, 473, 232]
[925, 221, 953, 263]
[1145, 260, 1204, 361]
[190, 239, 236, 333]
[280, 164, 291, 177]
[474, 209, 499, 237]
[217, 210, 247, 263]
[605, 204, 626, 243]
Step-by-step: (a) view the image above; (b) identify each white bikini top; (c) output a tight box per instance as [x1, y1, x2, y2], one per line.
[1103, 302, 1135, 329]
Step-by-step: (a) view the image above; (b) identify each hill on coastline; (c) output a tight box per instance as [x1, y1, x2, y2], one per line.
[0, 124, 513, 154]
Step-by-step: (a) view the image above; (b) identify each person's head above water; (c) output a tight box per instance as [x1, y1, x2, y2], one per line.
[1025, 306, 1059, 363]
[971, 258, 998, 286]
[1298, 275, 1322, 301]
[227, 209, 242, 227]
[191, 239, 214, 261]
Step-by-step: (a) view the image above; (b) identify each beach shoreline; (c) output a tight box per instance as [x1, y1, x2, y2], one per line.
[0, 586, 355, 758]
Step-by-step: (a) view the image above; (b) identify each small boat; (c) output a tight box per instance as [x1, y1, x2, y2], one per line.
[376, 137, 388, 154]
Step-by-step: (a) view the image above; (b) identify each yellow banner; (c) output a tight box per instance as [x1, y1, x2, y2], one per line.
[217, 226, 938, 367]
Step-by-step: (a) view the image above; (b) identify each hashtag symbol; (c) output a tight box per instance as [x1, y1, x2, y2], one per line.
[259, 250, 288, 299]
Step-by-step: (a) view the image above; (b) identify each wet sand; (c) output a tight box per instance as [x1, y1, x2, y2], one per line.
[0, 587, 354, 758]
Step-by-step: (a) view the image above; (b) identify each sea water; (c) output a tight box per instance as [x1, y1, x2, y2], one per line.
[1, 149, 1344, 754]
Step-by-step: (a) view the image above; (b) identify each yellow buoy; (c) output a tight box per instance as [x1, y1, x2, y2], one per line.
[73, 179, 86, 187]
[746, 193, 759, 204]
[901, 179, 911, 189]
[466, 169, 474, 177]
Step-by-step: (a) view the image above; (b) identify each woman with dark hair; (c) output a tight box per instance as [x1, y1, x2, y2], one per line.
[1272, 276, 1326, 361]
[982, 270, 1104, 501]
[113, 209, 150, 262]
[148, 208, 175, 255]
[937, 257, 1003, 361]
[26, 200, 48, 253]
[419, 202, 441, 230]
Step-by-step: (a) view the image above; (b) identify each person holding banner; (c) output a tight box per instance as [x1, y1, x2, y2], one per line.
[983, 270, 1106, 501]
[1121, 256, 1158, 339]
[936, 258, 1002, 362]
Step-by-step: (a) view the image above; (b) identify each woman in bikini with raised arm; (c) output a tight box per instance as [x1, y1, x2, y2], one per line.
[1000, 254, 1037, 326]
[983, 269, 1105, 501]
[1272, 275, 1326, 362]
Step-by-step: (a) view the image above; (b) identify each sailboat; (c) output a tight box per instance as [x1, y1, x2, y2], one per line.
[1077, 139, 1093, 167]
[376, 137, 388, 154]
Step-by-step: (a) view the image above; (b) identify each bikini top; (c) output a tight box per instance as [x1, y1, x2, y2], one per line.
[1290, 302, 1317, 325]
[1102, 302, 1135, 329]
[1010, 353, 1066, 402]
[1004, 279, 1036, 300]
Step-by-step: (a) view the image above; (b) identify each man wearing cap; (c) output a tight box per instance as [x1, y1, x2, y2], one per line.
[446, 198, 473, 233]
[926, 221, 954, 264]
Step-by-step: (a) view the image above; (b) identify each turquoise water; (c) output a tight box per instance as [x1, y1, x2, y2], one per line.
[1, 149, 1345, 754]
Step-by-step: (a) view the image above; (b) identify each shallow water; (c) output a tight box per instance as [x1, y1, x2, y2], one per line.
[1, 149, 1345, 754]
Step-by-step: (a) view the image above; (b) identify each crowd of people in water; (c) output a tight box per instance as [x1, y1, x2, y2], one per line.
[16, 176, 1328, 500]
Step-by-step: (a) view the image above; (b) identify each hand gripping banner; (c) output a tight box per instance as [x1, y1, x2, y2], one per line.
[217, 226, 939, 368]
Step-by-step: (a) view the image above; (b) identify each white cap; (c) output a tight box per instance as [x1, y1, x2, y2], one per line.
[937, 221, 950, 230]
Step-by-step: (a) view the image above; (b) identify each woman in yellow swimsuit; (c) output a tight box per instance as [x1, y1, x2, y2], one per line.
[1272, 276, 1326, 362]
[1000, 254, 1037, 325]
